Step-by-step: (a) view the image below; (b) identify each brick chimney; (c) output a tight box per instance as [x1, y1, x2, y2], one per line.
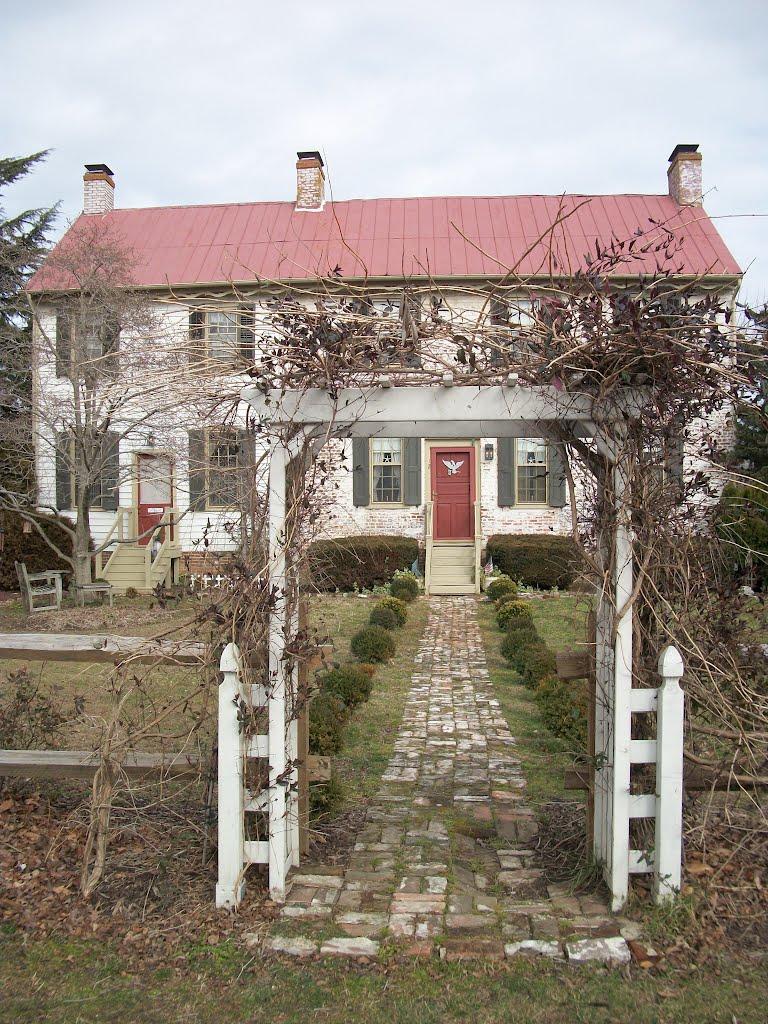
[83, 163, 115, 214]
[295, 151, 325, 211]
[667, 145, 702, 206]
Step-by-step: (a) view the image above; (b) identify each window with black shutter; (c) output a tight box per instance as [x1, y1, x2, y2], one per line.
[188, 307, 255, 364]
[352, 438, 421, 506]
[54, 312, 120, 378]
[54, 430, 120, 510]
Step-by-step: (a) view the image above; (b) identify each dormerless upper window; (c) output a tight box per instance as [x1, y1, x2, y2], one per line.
[189, 308, 255, 363]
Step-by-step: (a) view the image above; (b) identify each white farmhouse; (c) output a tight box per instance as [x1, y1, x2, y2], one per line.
[27, 147, 741, 593]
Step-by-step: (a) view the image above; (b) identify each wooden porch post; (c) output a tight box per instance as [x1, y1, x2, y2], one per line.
[608, 458, 633, 910]
[268, 442, 290, 902]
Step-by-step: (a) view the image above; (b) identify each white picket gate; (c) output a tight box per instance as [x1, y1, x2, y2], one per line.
[594, 641, 685, 908]
[216, 641, 300, 907]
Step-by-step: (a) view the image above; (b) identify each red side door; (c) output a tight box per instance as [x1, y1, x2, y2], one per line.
[137, 453, 174, 546]
[431, 446, 475, 540]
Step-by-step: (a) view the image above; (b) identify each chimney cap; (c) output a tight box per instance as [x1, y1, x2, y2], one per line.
[668, 144, 699, 163]
[85, 163, 114, 176]
[296, 151, 323, 166]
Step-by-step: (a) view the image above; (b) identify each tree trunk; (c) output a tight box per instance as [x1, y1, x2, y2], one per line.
[73, 481, 93, 585]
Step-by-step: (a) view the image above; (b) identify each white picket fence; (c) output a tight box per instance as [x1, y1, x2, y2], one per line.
[215, 641, 299, 908]
[595, 642, 685, 906]
[188, 573, 229, 590]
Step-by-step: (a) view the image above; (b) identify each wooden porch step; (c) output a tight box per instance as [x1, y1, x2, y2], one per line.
[429, 583, 477, 595]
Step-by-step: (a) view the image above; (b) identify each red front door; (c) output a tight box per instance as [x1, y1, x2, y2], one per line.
[137, 454, 174, 546]
[431, 446, 475, 540]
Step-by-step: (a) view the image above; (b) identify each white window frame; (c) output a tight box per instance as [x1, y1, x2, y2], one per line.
[369, 437, 404, 506]
[515, 438, 549, 505]
[205, 429, 240, 509]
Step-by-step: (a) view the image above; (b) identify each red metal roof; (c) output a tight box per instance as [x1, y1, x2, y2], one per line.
[29, 193, 741, 292]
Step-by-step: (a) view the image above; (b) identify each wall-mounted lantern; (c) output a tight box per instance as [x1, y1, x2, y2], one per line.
[484, 443, 495, 462]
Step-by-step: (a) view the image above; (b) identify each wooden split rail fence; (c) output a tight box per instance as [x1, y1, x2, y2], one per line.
[0, 632, 331, 832]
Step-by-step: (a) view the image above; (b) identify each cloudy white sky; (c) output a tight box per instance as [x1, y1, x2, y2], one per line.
[2, 0, 767, 303]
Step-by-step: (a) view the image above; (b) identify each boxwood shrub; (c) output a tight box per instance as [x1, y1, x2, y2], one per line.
[506, 637, 549, 678]
[496, 600, 534, 630]
[519, 644, 558, 689]
[307, 535, 418, 592]
[379, 596, 408, 626]
[369, 604, 398, 630]
[486, 576, 517, 602]
[320, 665, 373, 708]
[308, 692, 348, 755]
[389, 575, 419, 603]
[500, 622, 540, 662]
[535, 675, 588, 748]
[350, 625, 396, 663]
[486, 534, 582, 590]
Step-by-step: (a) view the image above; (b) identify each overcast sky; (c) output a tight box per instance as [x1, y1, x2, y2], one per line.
[2, 0, 767, 303]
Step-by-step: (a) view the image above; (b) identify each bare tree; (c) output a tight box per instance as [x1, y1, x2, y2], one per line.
[6, 218, 192, 585]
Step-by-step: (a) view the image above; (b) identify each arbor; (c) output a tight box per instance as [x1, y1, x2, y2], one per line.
[0, 151, 58, 489]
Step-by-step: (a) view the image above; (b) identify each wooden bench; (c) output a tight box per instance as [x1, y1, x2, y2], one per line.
[15, 561, 65, 614]
[73, 581, 114, 607]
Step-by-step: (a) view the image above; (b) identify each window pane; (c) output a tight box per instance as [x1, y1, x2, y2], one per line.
[516, 439, 548, 504]
[372, 438, 402, 502]
[207, 431, 239, 506]
[207, 311, 237, 359]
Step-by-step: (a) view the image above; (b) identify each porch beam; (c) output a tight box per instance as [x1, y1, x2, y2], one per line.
[242, 385, 646, 433]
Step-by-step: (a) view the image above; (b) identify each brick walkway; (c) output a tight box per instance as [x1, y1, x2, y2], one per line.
[263, 597, 632, 963]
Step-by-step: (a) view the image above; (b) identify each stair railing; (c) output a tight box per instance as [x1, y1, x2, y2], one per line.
[424, 500, 434, 593]
[144, 508, 179, 590]
[474, 500, 482, 593]
[94, 507, 133, 577]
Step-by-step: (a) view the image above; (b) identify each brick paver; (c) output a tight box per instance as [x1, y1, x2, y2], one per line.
[269, 597, 630, 962]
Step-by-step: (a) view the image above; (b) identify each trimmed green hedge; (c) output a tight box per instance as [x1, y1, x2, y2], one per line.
[486, 534, 582, 590]
[379, 596, 408, 626]
[350, 625, 396, 663]
[320, 665, 373, 708]
[496, 600, 534, 630]
[308, 535, 418, 592]
[486, 576, 517, 601]
[309, 693, 348, 755]
[390, 575, 419, 602]
[535, 675, 588, 748]
[369, 604, 398, 630]
[500, 622, 539, 661]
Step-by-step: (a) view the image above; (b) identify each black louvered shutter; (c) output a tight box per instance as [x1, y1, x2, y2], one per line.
[188, 429, 206, 510]
[55, 431, 72, 509]
[98, 432, 120, 511]
[352, 438, 369, 506]
[238, 306, 255, 363]
[101, 319, 120, 376]
[402, 438, 422, 505]
[497, 437, 516, 506]
[55, 314, 71, 378]
[189, 309, 205, 363]
[548, 444, 567, 507]
[189, 309, 204, 338]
